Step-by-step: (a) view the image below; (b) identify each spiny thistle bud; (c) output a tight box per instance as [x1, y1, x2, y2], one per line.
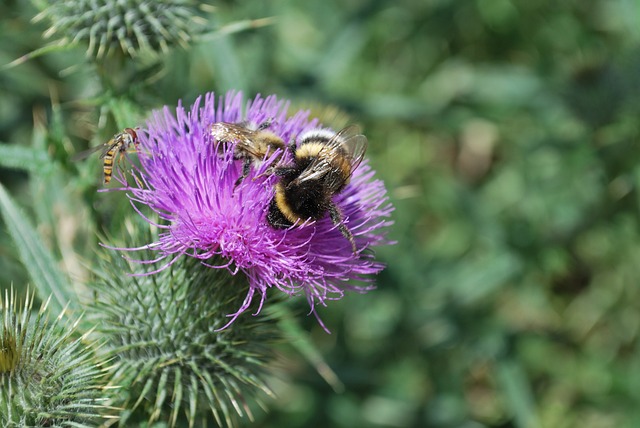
[89, 241, 282, 427]
[0, 288, 110, 427]
[33, 0, 209, 58]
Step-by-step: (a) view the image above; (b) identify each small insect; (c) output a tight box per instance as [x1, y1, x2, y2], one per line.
[267, 124, 368, 253]
[209, 119, 286, 187]
[73, 128, 139, 184]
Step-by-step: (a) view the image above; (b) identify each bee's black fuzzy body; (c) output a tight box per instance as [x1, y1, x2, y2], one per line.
[267, 159, 331, 228]
[266, 126, 368, 253]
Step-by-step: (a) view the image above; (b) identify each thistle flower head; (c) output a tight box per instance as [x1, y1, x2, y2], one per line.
[118, 91, 394, 329]
[0, 288, 109, 427]
[34, 0, 208, 58]
[90, 245, 281, 427]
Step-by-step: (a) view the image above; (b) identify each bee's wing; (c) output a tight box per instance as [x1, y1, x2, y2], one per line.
[296, 125, 368, 184]
[210, 122, 262, 157]
[338, 126, 368, 174]
[71, 143, 108, 161]
[210, 122, 245, 141]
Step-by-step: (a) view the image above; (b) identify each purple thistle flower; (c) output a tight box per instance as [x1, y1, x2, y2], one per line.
[117, 91, 394, 330]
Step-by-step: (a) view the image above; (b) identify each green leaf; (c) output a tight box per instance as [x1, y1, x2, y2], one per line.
[199, 16, 246, 94]
[279, 308, 345, 393]
[496, 357, 539, 428]
[0, 182, 77, 316]
[107, 97, 146, 130]
[0, 42, 76, 71]
[197, 17, 276, 40]
[0, 144, 51, 173]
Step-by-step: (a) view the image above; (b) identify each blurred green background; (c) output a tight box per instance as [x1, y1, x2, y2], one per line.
[2, 0, 640, 427]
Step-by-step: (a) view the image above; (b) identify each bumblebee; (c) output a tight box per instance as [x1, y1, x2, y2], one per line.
[267, 124, 368, 253]
[73, 128, 140, 184]
[209, 119, 286, 187]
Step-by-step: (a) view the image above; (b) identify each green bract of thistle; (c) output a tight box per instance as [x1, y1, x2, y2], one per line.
[33, 0, 209, 58]
[0, 288, 111, 427]
[89, 242, 282, 428]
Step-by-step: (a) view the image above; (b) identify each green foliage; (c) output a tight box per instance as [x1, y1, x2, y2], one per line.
[0, 288, 109, 427]
[32, 0, 210, 58]
[2, 0, 640, 427]
[89, 235, 281, 427]
[0, 182, 78, 316]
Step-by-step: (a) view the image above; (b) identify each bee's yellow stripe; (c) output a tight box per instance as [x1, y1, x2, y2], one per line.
[296, 142, 324, 159]
[274, 183, 299, 224]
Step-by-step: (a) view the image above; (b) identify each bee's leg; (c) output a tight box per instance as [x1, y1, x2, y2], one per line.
[257, 117, 274, 130]
[254, 165, 274, 181]
[328, 202, 357, 254]
[288, 138, 297, 157]
[274, 166, 296, 177]
[234, 158, 252, 189]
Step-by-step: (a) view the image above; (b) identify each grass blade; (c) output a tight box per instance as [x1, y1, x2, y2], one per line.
[0, 143, 51, 173]
[0, 182, 77, 316]
[279, 308, 344, 393]
[496, 357, 539, 428]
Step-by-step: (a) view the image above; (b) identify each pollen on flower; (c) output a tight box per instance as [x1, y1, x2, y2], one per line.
[116, 91, 394, 330]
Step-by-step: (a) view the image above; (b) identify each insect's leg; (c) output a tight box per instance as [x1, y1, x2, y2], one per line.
[274, 166, 297, 177]
[257, 117, 274, 131]
[234, 158, 252, 189]
[288, 137, 297, 158]
[115, 152, 128, 185]
[328, 201, 357, 254]
[118, 150, 137, 186]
